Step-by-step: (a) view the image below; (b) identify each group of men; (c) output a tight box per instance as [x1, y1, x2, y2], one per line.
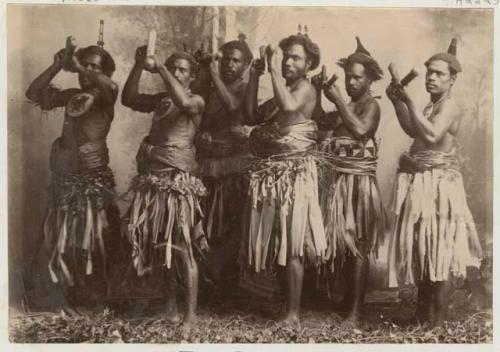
[25, 27, 482, 330]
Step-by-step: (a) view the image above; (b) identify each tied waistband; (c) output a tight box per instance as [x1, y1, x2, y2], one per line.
[136, 136, 197, 174]
[249, 120, 318, 158]
[398, 148, 460, 174]
[50, 138, 109, 176]
[321, 136, 378, 176]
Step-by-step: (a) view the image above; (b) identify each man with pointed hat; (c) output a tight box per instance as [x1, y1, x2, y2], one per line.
[25, 33, 120, 315]
[386, 39, 482, 327]
[312, 37, 386, 326]
[191, 35, 254, 293]
[121, 45, 206, 328]
[242, 30, 327, 326]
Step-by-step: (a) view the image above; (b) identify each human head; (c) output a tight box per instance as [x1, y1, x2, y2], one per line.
[424, 38, 460, 95]
[165, 51, 198, 89]
[219, 39, 252, 83]
[75, 45, 115, 88]
[278, 34, 320, 83]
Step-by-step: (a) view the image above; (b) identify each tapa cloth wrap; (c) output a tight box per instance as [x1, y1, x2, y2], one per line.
[126, 136, 206, 276]
[197, 126, 253, 242]
[244, 120, 327, 272]
[387, 149, 482, 287]
[44, 138, 117, 287]
[319, 136, 386, 272]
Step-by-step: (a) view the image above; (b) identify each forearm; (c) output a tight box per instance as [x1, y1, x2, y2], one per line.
[391, 99, 415, 137]
[26, 63, 60, 101]
[157, 64, 191, 109]
[209, 70, 239, 111]
[406, 99, 439, 142]
[122, 63, 143, 106]
[76, 66, 118, 103]
[243, 73, 261, 125]
[270, 67, 299, 113]
[332, 96, 369, 137]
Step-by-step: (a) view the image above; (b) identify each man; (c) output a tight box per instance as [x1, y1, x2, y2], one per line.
[194, 36, 253, 289]
[312, 37, 386, 327]
[243, 33, 327, 326]
[25, 36, 119, 314]
[386, 39, 482, 327]
[121, 45, 206, 328]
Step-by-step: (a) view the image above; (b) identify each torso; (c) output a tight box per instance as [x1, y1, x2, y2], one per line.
[410, 96, 460, 153]
[148, 94, 200, 146]
[202, 79, 246, 134]
[61, 89, 113, 148]
[265, 78, 316, 127]
[332, 93, 379, 143]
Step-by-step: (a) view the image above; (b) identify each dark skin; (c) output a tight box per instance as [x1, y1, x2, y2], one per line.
[244, 42, 317, 327]
[386, 59, 461, 327]
[25, 38, 118, 315]
[122, 46, 204, 328]
[313, 62, 380, 327]
[198, 47, 249, 138]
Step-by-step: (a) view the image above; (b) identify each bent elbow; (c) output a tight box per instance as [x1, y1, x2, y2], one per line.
[25, 89, 37, 102]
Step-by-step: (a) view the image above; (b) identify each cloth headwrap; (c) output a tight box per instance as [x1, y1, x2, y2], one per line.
[338, 37, 383, 80]
[220, 33, 253, 63]
[425, 38, 462, 73]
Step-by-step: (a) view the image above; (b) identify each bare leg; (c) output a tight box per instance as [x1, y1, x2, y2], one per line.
[164, 269, 181, 323]
[433, 280, 452, 327]
[281, 256, 303, 326]
[414, 279, 433, 325]
[342, 253, 369, 327]
[177, 240, 199, 327]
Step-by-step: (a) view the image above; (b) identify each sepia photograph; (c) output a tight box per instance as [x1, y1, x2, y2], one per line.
[4, 0, 495, 346]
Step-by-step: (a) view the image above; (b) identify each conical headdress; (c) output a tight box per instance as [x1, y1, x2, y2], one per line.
[425, 38, 462, 73]
[338, 36, 383, 80]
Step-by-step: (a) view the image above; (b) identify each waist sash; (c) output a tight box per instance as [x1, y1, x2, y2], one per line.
[50, 138, 109, 176]
[249, 120, 318, 158]
[399, 148, 460, 174]
[136, 136, 197, 174]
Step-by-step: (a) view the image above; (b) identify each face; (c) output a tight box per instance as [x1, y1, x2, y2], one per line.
[345, 62, 371, 99]
[281, 44, 311, 82]
[220, 49, 248, 83]
[167, 58, 194, 89]
[425, 60, 455, 95]
[78, 54, 103, 88]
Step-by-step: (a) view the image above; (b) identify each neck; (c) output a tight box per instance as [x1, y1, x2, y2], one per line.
[286, 75, 306, 88]
[351, 90, 370, 103]
[430, 90, 450, 104]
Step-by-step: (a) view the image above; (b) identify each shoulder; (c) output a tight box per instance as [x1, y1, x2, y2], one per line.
[438, 96, 461, 119]
[295, 79, 316, 98]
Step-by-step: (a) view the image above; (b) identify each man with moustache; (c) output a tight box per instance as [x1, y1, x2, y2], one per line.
[121, 46, 206, 328]
[194, 35, 254, 290]
[386, 39, 482, 327]
[243, 32, 327, 326]
[25, 35, 119, 314]
[312, 37, 386, 327]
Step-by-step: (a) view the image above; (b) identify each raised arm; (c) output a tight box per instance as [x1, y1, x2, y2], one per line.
[268, 46, 305, 114]
[122, 46, 165, 113]
[208, 60, 243, 112]
[323, 82, 379, 138]
[243, 58, 265, 125]
[398, 86, 458, 144]
[70, 50, 118, 106]
[386, 83, 415, 138]
[155, 59, 204, 117]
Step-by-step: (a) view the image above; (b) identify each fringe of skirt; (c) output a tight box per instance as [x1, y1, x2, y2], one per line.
[388, 168, 483, 287]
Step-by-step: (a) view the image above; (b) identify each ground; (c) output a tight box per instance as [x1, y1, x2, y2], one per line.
[9, 288, 493, 343]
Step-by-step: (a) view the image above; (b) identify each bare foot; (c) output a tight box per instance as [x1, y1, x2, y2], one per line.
[340, 315, 362, 330]
[277, 315, 301, 329]
[179, 317, 197, 338]
[164, 312, 181, 324]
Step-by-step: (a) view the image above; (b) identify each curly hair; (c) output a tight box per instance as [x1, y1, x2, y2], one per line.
[220, 40, 253, 64]
[165, 51, 199, 75]
[337, 57, 383, 82]
[278, 34, 321, 71]
[75, 45, 116, 77]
